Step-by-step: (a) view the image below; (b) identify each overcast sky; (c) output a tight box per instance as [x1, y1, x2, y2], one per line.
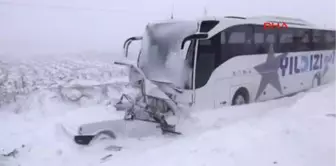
[0, 0, 335, 57]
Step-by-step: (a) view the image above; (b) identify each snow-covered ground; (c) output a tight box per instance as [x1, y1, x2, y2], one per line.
[0, 57, 335, 166]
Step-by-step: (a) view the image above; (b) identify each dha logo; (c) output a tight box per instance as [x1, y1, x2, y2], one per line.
[264, 22, 288, 30]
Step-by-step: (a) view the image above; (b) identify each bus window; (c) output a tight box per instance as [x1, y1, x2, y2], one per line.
[184, 40, 196, 89]
[324, 30, 335, 49]
[254, 33, 264, 44]
[186, 40, 196, 68]
[279, 29, 293, 53]
[265, 28, 278, 53]
[255, 32, 265, 54]
[228, 31, 245, 43]
[221, 25, 254, 62]
[253, 25, 266, 54]
[200, 21, 219, 32]
[220, 31, 226, 44]
[332, 31, 336, 49]
[195, 33, 221, 89]
[252, 25, 278, 54]
[266, 33, 276, 44]
[292, 28, 312, 52]
[312, 30, 325, 50]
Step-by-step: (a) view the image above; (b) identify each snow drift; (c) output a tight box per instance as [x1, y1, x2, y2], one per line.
[0, 56, 335, 166]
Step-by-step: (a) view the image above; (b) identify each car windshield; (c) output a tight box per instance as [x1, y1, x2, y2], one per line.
[138, 21, 197, 87]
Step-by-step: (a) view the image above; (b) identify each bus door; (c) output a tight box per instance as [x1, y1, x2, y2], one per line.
[191, 33, 221, 108]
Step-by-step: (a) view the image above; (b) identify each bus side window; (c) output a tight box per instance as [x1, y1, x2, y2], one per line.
[279, 28, 293, 53]
[324, 30, 335, 50]
[221, 24, 254, 62]
[265, 32, 277, 51]
[253, 25, 278, 54]
[332, 31, 336, 49]
[312, 30, 325, 50]
[292, 28, 312, 52]
[253, 25, 266, 54]
[200, 21, 219, 32]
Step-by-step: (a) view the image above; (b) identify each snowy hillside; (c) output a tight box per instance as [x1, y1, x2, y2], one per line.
[0, 57, 335, 166]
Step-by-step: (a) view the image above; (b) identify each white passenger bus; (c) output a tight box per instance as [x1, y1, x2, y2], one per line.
[73, 16, 335, 141]
[121, 16, 335, 111]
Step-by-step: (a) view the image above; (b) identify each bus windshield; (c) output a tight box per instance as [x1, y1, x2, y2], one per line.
[138, 21, 197, 87]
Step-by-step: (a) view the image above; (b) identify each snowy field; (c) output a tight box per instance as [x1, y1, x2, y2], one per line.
[0, 56, 335, 166]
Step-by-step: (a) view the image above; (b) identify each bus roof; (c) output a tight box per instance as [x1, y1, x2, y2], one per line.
[145, 16, 334, 40]
[194, 15, 335, 38]
[196, 15, 334, 31]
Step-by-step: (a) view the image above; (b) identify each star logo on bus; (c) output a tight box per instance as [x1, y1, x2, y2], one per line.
[254, 44, 288, 100]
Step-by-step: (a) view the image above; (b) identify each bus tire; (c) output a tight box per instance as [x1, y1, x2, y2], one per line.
[232, 88, 249, 106]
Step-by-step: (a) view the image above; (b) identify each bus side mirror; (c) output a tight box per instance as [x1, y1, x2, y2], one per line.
[123, 36, 143, 58]
[181, 33, 208, 49]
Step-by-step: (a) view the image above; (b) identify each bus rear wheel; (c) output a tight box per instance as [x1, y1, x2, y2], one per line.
[232, 88, 249, 106]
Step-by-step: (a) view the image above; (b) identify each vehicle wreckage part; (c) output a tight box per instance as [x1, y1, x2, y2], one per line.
[74, 130, 116, 145]
[71, 36, 184, 145]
